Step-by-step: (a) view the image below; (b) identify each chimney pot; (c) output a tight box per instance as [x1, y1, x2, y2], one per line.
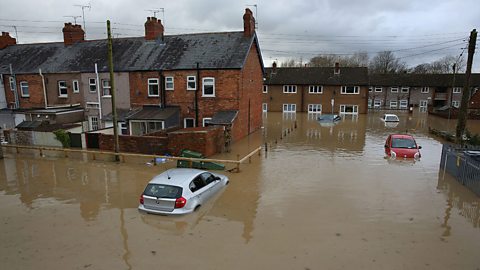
[0, 31, 17, 49]
[63, 23, 85, 46]
[243, 8, 256, 37]
[144, 17, 164, 41]
[334, 62, 340, 74]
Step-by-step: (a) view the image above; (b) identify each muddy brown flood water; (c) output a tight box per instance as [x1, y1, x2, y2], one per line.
[1, 111, 479, 269]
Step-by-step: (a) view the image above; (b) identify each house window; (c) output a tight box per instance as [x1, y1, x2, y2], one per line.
[374, 87, 382, 92]
[368, 87, 372, 92]
[453, 87, 462, 93]
[184, 118, 195, 128]
[202, 77, 215, 97]
[86, 102, 99, 109]
[452, 101, 460, 108]
[283, 104, 296, 113]
[421, 87, 429, 93]
[339, 105, 358, 114]
[263, 85, 268, 93]
[202, 117, 212, 127]
[129, 120, 165, 136]
[165, 76, 174, 90]
[89, 78, 97, 92]
[58, 81, 68, 97]
[262, 103, 268, 112]
[20, 81, 29, 97]
[390, 100, 398, 109]
[89, 116, 99, 131]
[391, 87, 399, 93]
[73, 80, 80, 93]
[148, 78, 159, 97]
[368, 99, 372, 108]
[309, 85, 323, 94]
[283, 85, 297, 93]
[102, 80, 111, 97]
[374, 99, 381, 108]
[419, 100, 428, 109]
[187, 76, 196, 90]
[120, 122, 128, 135]
[401, 87, 409, 93]
[399, 100, 408, 109]
[9, 77, 15, 91]
[308, 104, 322, 113]
[341, 86, 359, 94]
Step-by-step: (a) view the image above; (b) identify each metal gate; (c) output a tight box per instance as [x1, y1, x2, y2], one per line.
[86, 133, 99, 149]
[69, 133, 82, 148]
[440, 144, 480, 196]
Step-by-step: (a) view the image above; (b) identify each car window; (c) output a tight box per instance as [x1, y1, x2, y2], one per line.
[392, 138, 417, 149]
[189, 176, 206, 192]
[143, 184, 182, 199]
[200, 172, 215, 185]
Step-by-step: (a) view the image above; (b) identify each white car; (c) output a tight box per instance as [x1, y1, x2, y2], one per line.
[138, 168, 229, 215]
[381, 114, 400, 122]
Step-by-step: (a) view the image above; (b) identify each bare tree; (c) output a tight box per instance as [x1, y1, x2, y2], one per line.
[369, 51, 407, 74]
[410, 55, 466, 74]
[308, 52, 369, 67]
[280, 58, 302, 67]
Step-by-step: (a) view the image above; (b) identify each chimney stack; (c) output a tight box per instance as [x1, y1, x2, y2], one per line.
[243, 8, 255, 37]
[62, 23, 85, 46]
[272, 61, 277, 73]
[334, 62, 340, 74]
[145, 17, 164, 41]
[0, 32, 16, 50]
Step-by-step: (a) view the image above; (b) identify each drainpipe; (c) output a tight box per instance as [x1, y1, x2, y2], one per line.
[9, 64, 19, 109]
[95, 63, 102, 121]
[195, 62, 200, 127]
[39, 68, 48, 108]
[159, 70, 166, 108]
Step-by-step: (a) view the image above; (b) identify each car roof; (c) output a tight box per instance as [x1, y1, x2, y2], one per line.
[391, 134, 415, 139]
[384, 114, 398, 117]
[148, 168, 207, 187]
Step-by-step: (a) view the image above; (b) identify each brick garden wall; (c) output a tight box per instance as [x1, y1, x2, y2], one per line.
[99, 133, 168, 155]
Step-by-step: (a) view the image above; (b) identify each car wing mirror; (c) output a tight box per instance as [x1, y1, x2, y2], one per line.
[418, 146, 422, 149]
[384, 145, 388, 148]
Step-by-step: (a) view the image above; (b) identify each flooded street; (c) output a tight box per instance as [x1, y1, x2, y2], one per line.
[1, 111, 480, 269]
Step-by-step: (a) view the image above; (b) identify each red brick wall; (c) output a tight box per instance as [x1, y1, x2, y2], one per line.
[98, 133, 168, 155]
[3, 74, 45, 108]
[167, 127, 224, 157]
[129, 71, 162, 108]
[470, 90, 480, 109]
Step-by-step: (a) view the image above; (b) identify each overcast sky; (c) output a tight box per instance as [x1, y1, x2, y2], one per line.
[1, 0, 478, 71]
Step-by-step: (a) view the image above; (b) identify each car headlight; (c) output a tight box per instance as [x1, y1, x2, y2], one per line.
[390, 150, 397, 158]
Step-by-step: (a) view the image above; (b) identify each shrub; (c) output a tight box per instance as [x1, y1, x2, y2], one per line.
[53, 129, 70, 148]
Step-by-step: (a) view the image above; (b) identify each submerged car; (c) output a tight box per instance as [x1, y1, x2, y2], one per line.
[381, 114, 400, 122]
[318, 114, 341, 122]
[138, 168, 229, 215]
[385, 134, 422, 159]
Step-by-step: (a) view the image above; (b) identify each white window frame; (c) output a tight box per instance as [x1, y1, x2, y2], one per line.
[187, 76, 196, 91]
[86, 102, 100, 109]
[89, 78, 97, 92]
[401, 87, 410, 93]
[283, 85, 297, 93]
[202, 77, 215, 97]
[283, 104, 296, 113]
[9, 77, 15, 91]
[341, 86, 359, 94]
[374, 87, 382, 92]
[184, 118, 195, 128]
[419, 100, 428, 108]
[391, 87, 399, 93]
[89, 116, 99, 131]
[452, 101, 460, 108]
[421, 87, 429, 93]
[165, 76, 174, 90]
[373, 99, 382, 108]
[72, 80, 80, 93]
[339, 105, 359, 115]
[368, 99, 372, 108]
[389, 100, 398, 109]
[309, 85, 323, 94]
[102, 80, 111, 97]
[262, 103, 268, 112]
[307, 104, 322, 113]
[202, 117, 212, 127]
[263, 85, 268, 93]
[20, 81, 29, 97]
[453, 87, 462, 93]
[399, 100, 408, 109]
[58, 81, 68, 97]
[148, 78, 160, 97]
[368, 87, 373, 93]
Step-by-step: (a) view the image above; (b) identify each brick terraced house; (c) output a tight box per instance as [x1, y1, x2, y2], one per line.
[0, 9, 264, 142]
[263, 63, 369, 114]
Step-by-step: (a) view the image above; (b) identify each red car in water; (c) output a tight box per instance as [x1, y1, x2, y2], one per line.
[384, 134, 422, 159]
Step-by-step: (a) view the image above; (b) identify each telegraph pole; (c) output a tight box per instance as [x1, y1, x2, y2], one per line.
[107, 20, 120, 161]
[455, 29, 477, 144]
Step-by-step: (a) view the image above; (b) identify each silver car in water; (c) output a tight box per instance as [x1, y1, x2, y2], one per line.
[138, 168, 229, 215]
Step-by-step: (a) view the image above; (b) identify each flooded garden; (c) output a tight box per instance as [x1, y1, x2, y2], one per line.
[1, 111, 479, 269]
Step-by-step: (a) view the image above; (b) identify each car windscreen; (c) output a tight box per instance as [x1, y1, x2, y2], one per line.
[386, 116, 398, 121]
[143, 184, 182, 199]
[391, 138, 417, 149]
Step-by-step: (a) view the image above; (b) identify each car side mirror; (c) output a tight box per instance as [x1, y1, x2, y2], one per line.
[384, 145, 388, 148]
[418, 146, 422, 149]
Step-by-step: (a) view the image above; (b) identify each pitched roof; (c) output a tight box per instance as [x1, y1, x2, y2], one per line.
[126, 106, 179, 121]
[0, 32, 258, 74]
[369, 73, 480, 87]
[264, 67, 369, 85]
[210, 110, 238, 125]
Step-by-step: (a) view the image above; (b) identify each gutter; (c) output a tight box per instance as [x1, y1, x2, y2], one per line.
[95, 63, 102, 121]
[39, 68, 48, 109]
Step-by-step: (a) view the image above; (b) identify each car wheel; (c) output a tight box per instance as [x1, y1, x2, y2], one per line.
[194, 205, 201, 212]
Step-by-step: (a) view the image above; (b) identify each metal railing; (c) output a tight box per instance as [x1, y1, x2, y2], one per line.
[440, 144, 480, 196]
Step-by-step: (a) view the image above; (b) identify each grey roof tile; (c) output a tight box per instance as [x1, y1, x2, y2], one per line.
[264, 67, 369, 85]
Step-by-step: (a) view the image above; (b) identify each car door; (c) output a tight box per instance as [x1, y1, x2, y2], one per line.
[385, 135, 391, 155]
[189, 176, 208, 205]
[199, 172, 219, 200]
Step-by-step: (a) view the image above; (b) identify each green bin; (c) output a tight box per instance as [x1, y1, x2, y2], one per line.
[177, 149, 225, 171]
